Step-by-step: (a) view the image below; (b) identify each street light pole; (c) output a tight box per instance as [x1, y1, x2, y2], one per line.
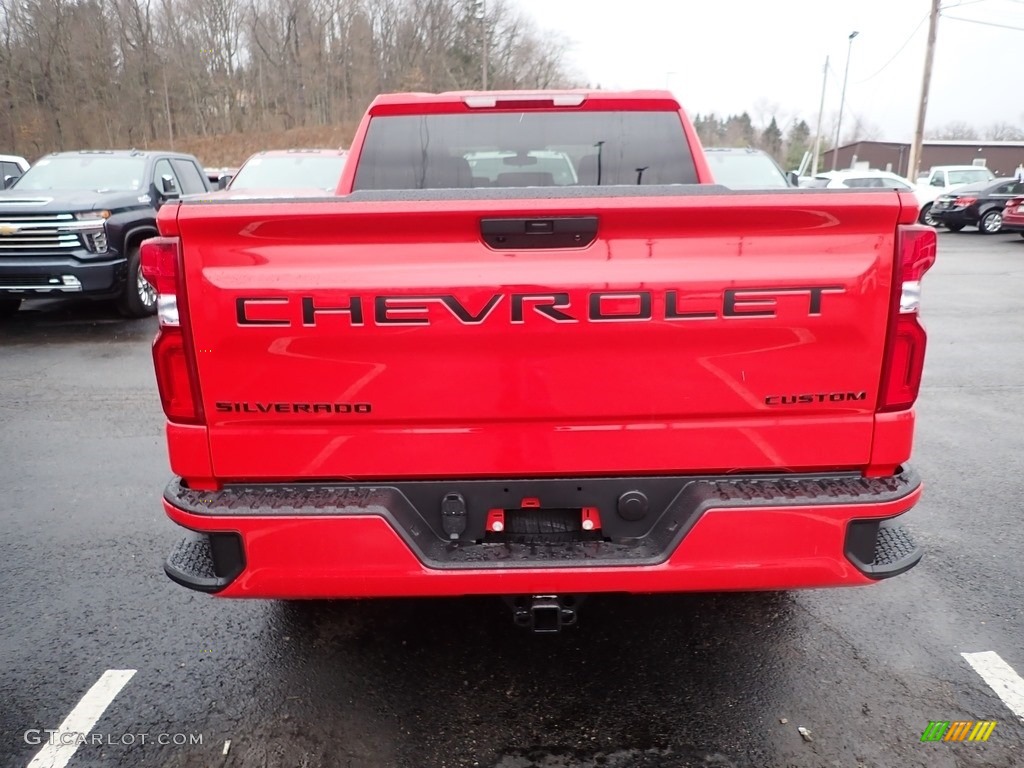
[811, 56, 829, 176]
[832, 31, 859, 171]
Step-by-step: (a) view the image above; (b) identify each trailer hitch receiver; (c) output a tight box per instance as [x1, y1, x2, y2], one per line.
[507, 595, 582, 633]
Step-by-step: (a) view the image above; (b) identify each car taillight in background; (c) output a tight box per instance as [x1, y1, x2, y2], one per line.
[951, 197, 976, 209]
[1008, 197, 1024, 213]
[141, 237, 204, 424]
[879, 225, 937, 412]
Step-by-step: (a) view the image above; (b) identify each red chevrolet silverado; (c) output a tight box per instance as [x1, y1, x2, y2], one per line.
[144, 90, 934, 630]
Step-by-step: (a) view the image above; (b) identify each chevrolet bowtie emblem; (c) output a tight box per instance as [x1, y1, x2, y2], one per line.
[0, 223, 19, 236]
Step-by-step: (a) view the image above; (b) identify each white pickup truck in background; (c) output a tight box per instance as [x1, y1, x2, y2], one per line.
[914, 165, 997, 226]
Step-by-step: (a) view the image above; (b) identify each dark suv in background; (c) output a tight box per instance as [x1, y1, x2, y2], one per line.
[0, 150, 210, 318]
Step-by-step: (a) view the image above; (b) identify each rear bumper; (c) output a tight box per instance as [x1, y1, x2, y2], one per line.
[1001, 217, 1024, 233]
[933, 209, 976, 227]
[163, 468, 923, 598]
[0, 253, 126, 296]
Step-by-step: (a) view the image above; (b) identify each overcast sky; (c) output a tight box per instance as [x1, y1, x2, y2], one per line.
[515, 0, 1024, 141]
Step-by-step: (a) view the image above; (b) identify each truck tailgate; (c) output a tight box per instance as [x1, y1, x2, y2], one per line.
[174, 191, 904, 480]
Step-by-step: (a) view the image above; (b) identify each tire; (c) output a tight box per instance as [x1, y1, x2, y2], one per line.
[115, 244, 157, 318]
[979, 209, 1002, 235]
[0, 297, 21, 318]
[945, 223, 964, 232]
[919, 203, 938, 227]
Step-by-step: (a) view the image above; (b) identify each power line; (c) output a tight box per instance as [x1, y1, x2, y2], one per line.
[854, 13, 929, 84]
[943, 13, 1024, 31]
[824, 62, 871, 146]
[827, 62, 857, 115]
[869, 0, 1024, 91]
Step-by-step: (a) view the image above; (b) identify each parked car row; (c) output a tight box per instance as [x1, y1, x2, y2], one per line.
[721, 160, 1015, 235]
[930, 179, 1024, 234]
[0, 146, 351, 319]
[801, 169, 915, 190]
[0, 141, 1017, 322]
[793, 164, 1024, 234]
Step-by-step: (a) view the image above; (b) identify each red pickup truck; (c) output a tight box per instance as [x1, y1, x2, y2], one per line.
[144, 90, 934, 630]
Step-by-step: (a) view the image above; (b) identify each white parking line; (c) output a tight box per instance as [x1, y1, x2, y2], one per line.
[962, 651, 1024, 723]
[27, 669, 136, 768]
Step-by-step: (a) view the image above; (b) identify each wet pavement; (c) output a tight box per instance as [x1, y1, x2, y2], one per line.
[2, 231, 1024, 768]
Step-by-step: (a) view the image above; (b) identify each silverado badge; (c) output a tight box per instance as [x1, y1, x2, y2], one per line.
[0, 223, 21, 236]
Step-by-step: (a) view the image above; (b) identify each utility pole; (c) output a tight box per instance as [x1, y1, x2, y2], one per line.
[907, 0, 941, 181]
[811, 56, 829, 176]
[832, 31, 859, 171]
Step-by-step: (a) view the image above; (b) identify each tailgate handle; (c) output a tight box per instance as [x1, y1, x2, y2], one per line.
[480, 216, 598, 250]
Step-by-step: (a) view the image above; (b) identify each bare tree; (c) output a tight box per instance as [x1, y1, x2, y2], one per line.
[842, 114, 882, 143]
[1, 0, 573, 162]
[984, 122, 1024, 142]
[926, 121, 979, 140]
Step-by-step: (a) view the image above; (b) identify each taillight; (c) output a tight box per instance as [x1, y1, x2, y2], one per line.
[140, 237, 181, 326]
[879, 225, 937, 412]
[141, 236, 204, 424]
[952, 197, 976, 208]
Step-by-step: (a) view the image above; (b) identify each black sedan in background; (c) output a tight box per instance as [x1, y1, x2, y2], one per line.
[931, 178, 1024, 234]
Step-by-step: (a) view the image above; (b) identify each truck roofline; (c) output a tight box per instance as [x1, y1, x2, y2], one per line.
[367, 89, 681, 112]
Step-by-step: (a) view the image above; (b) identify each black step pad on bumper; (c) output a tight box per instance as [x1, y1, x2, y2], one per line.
[164, 468, 920, 572]
[846, 519, 922, 579]
[165, 532, 244, 593]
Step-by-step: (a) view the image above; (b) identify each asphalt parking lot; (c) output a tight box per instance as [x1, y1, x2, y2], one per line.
[1, 230, 1023, 768]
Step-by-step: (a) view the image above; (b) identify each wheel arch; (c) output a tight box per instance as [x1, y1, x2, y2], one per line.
[122, 224, 159, 255]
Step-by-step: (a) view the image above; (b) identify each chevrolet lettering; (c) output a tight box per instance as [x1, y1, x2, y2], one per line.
[235, 286, 847, 328]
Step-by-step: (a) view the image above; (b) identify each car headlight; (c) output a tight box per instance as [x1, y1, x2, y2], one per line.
[71, 211, 110, 253]
[73, 210, 111, 221]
